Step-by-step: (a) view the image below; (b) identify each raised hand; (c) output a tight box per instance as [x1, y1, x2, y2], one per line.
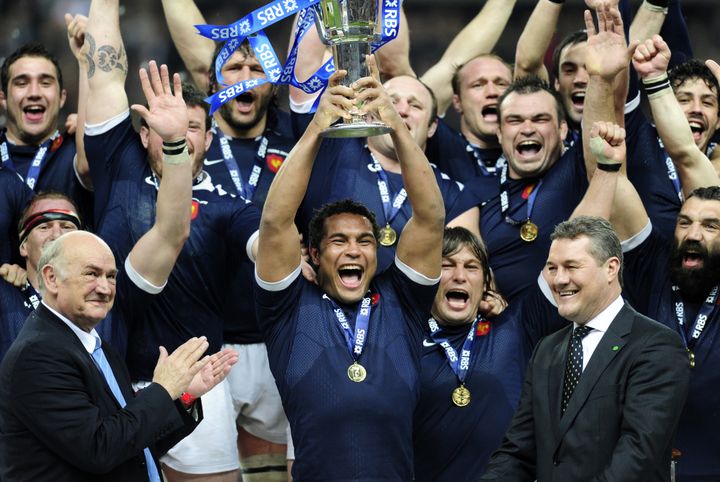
[186, 347, 238, 398]
[311, 70, 355, 130]
[584, 3, 638, 81]
[64, 13, 88, 63]
[130, 61, 188, 142]
[706, 59, 720, 86]
[585, 0, 619, 10]
[633, 35, 671, 80]
[152, 336, 210, 399]
[354, 55, 402, 129]
[589, 121, 627, 169]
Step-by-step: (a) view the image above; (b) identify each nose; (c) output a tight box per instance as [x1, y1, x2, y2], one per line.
[553, 266, 570, 287]
[688, 97, 703, 115]
[685, 222, 703, 241]
[574, 66, 589, 86]
[485, 82, 500, 98]
[394, 98, 410, 117]
[520, 118, 535, 135]
[94, 275, 113, 295]
[26, 79, 42, 98]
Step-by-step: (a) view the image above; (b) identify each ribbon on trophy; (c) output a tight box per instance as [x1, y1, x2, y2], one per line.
[195, 0, 401, 114]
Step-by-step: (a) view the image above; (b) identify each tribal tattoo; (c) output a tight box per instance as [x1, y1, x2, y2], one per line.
[84, 32, 127, 79]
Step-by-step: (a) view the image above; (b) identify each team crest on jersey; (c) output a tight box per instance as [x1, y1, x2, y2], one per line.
[476, 321, 491, 336]
[266, 153, 285, 173]
[371, 293, 380, 306]
[191, 200, 200, 220]
[521, 183, 536, 200]
[50, 135, 64, 152]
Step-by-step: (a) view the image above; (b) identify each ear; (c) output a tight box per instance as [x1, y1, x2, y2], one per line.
[59, 88, 67, 109]
[452, 93, 462, 114]
[19, 239, 28, 258]
[426, 118, 438, 139]
[0, 90, 6, 110]
[204, 128, 213, 152]
[309, 247, 320, 266]
[41, 264, 60, 295]
[605, 256, 621, 281]
[554, 78, 561, 92]
[559, 120, 569, 143]
[139, 126, 150, 149]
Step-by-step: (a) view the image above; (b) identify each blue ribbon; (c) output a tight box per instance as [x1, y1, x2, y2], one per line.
[0, 131, 60, 190]
[323, 294, 372, 360]
[371, 154, 407, 226]
[672, 284, 718, 350]
[427, 317, 480, 385]
[499, 162, 543, 226]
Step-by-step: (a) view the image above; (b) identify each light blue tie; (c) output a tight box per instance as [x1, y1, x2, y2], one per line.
[92, 339, 162, 482]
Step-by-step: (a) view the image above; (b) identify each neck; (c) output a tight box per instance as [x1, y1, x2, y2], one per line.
[368, 144, 402, 174]
[214, 112, 267, 139]
[460, 122, 498, 150]
[5, 126, 53, 147]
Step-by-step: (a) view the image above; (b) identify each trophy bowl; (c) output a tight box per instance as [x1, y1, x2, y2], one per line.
[313, 0, 394, 138]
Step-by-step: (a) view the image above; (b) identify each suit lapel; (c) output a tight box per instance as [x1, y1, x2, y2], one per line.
[555, 305, 633, 448]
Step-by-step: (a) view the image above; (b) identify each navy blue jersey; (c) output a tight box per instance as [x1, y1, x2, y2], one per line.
[0, 131, 93, 229]
[84, 114, 261, 380]
[204, 115, 296, 345]
[425, 119, 503, 182]
[255, 261, 438, 481]
[623, 226, 720, 481]
[297, 131, 465, 272]
[0, 282, 34, 361]
[454, 147, 587, 302]
[625, 105, 682, 240]
[413, 285, 568, 481]
[0, 167, 33, 266]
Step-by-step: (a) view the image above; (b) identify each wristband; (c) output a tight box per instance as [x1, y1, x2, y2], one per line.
[162, 139, 189, 165]
[642, 0, 669, 14]
[180, 392, 197, 407]
[590, 136, 622, 172]
[642, 73, 672, 100]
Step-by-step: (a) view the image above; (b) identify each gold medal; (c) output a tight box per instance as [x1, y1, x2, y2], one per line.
[451, 385, 471, 407]
[520, 220, 538, 242]
[378, 224, 397, 247]
[688, 349, 696, 369]
[347, 362, 367, 382]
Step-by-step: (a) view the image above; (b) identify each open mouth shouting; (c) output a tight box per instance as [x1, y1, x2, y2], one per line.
[515, 139, 542, 161]
[234, 91, 256, 114]
[688, 116, 707, 144]
[338, 264, 364, 290]
[445, 289, 470, 311]
[481, 104, 498, 123]
[23, 104, 47, 123]
[570, 91, 585, 111]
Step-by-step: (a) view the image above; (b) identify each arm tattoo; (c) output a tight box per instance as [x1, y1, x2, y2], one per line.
[84, 32, 128, 79]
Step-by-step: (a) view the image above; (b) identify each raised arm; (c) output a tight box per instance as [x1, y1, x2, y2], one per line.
[513, 0, 563, 81]
[629, 0, 667, 45]
[160, 0, 215, 92]
[257, 70, 354, 282]
[357, 57, 444, 279]
[127, 62, 193, 286]
[633, 36, 719, 194]
[65, 13, 92, 190]
[574, 121, 648, 241]
[582, 5, 636, 178]
[420, 0, 517, 115]
[84, 0, 128, 124]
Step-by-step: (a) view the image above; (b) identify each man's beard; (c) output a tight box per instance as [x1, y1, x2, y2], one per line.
[669, 239, 720, 302]
[219, 92, 271, 133]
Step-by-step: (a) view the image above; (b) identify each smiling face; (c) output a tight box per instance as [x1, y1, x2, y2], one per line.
[216, 49, 274, 138]
[554, 41, 588, 127]
[498, 90, 568, 179]
[453, 56, 512, 148]
[670, 197, 720, 300]
[310, 213, 378, 305]
[431, 246, 486, 326]
[42, 233, 117, 332]
[543, 236, 621, 325]
[2, 55, 66, 145]
[673, 78, 720, 153]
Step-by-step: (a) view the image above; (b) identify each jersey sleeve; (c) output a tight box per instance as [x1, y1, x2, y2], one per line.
[225, 198, 262, 263]
[621, 223, 668, 314]
[253, 265, 304, 345]
[386, 257, 439, 342]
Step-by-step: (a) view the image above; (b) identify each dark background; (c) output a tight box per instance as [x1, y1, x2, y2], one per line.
[1, 0, 718, 130]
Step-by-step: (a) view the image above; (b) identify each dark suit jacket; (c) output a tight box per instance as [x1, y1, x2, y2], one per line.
[0, 304, 202, 482]
[481, 303, 690, 482]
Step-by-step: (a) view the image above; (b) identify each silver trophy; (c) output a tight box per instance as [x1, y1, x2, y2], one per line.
[313, 0, 394, 138]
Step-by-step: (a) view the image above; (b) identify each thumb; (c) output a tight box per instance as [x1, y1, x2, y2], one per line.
[64, 13, 73, 28]
[626, 40, 640, 60]
[130, 104, 150, 121]
[157, 345, 169, 363]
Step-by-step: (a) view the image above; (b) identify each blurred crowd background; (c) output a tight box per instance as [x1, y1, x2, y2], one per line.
[1, 0, 718, 130]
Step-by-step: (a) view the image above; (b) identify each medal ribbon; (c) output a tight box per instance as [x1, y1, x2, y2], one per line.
[0, 130, 60, 190]
[498, 162, 543, 226]
[323, 294, 372, 361]
[656, 137, 683, 203]
[199, 0, 400, 114]
[671, 285, 719, 351]
[20, 282, 41, 311]
[466, 142, 504, 177]
[216, 127, 268, 201]
[427, 317, 479, 385]
[370, 154, 407, 226]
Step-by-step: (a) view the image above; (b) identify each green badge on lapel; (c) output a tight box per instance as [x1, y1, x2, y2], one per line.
[612, 345, 620, 351]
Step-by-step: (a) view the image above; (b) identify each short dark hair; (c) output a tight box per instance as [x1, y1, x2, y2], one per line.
[669, 59, 720, 105]
[308, 199, 381, 253]
[1, 42, 64, 94]
[550, 216, 623, 285]
[18, 192, 81, 233]
[442, 226, 504, 303]
[140, 81, 211, 131]
[687, 185, 720, 202]
[451, 54, 513, 96]
[497, 75, 566, 124]
[552, 30, 588, 81]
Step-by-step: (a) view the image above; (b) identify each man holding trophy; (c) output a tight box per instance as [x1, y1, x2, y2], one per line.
[254, 52, 445, 480]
